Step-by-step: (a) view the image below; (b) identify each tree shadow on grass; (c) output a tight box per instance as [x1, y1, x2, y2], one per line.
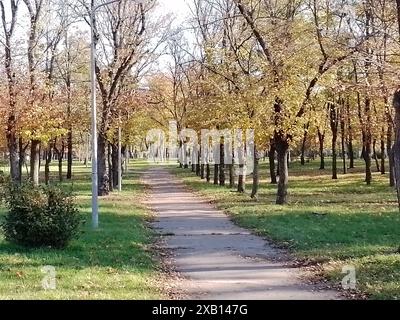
[52, 169, 148, 195]
[0, 209, 155, 273]
[0, 165, 155, 277]
[231, 205, 400, 260]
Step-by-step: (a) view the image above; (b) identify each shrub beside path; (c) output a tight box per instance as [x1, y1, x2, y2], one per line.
[143, 167, 342, 300]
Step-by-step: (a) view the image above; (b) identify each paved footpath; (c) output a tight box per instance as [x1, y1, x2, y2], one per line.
[143, 167, 341, 300]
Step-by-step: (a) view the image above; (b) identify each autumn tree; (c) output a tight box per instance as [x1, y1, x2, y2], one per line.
[0, 0, 20, 182]
[231, 0, 361, 204]
[78, 0, 168, 195]
[392, 0, 400, 206]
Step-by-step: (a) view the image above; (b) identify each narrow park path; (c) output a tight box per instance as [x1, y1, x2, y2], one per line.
[143, 167, 341, 300]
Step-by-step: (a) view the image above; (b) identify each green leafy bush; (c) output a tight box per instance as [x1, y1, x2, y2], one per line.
[1, 183, 83, 248]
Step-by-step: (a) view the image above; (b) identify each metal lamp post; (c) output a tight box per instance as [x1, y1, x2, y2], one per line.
[90, 0, 142, 228]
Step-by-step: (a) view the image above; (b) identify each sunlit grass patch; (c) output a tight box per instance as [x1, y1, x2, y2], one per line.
[169, 160, 400, 299]
[0, 161, 164, 300]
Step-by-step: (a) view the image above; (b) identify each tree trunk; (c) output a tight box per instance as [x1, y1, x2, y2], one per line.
[318, 130, 325, 170]
[229, 164, 234, 188]
[7, 130, 19, 183]
[363, 5, 373, 185]
[85, 133, 90, 168]
[112, 143, 119, 189]
[237, 164, 245, 193]
[54, 140, 65, 183]
[3, 5, 20, 184]
[18, 139, 27, 183]
[66, 79, 73, 180]
[381, 127, 386, 175]
[98, 134, 110, 196]
[183, 144, 189, 169]
[108, 142, 114, 192]
[121, 146, 126, 174]
[341, 119, 347, 174]
[277, 155, 280, 177]
[30, 139, 40, 186]
[45, 145, 52, 185]
[388, 121, 395, 186]
[124, 146, 129, 173]
[214, 164, 219, 185]
[348, 138, 355, 169]
[392, 88, 400, 208]
[300, 124, 309, 166]
[362, 97, 373, 185]
[229, 146, 235, 188]
[397, 0, 400, 37]
[206, 164, 211, 183]
[178, 143, 183, 168]
[251, 145, 259, 199]
[394, 4, 400, 208]
[201, 164, 205, 180]
[332, 134, 338, 180]
[275, 137, 289, 205]
[191, 147, 195, 172]
[219, 143, 225, 186]
[364, 133, 373, 185]
[330, 101, 339, 180]
[196, 152, 201, 176]
[269, 143, 277, 184]
[67, 129, 73, 180]
[58, 154, 63, 183]
[347, 100, 355, 169]
[373, 139, 380, 173]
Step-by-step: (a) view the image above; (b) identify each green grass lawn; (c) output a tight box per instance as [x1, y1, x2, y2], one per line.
[169, 159, 400, 300]
[0, 161, 165, 300]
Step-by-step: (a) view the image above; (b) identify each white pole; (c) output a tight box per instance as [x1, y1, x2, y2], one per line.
[90, 1, 99, 229]
[89, 0, 143, 227]
[118, 114, 122, 192]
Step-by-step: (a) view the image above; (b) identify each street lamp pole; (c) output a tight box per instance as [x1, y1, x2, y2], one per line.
[90, 0, 143, 228]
